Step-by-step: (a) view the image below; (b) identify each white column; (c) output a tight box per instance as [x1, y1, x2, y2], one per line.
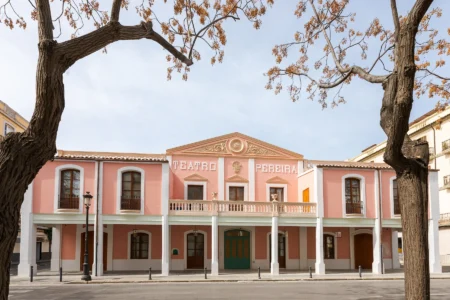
[50, 225, 61, 271]
[161, 163, 170, 276]
[299, 227, 308, 270]
[315, 218, 325, 274]
[429, 171, 442, 273]
[211, 215, 219, 276]
[372, 170, 382, 274]
[93, 161, 104, 276]
[18, 183, 37, 277]
[218, 157, 224, 200]
[391, 230, 400, 269]
[93, 216, 104, 276]
[249, 159, 255, 201]
[313, 167, 325, 275]
[270, 216, 279, 275]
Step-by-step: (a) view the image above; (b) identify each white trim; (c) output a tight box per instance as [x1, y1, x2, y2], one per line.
[267, 230, 289, 268]
[266, 183, 288, 202]
[298, 168, 314, 178]
[116, 166, 145, 215]
[218, 158, 224, 200]
[3, 120, 15, 135]
[389, 176, 400, 218]
[323, 231, 338, 259]
[298, 160, 304, 175]
[184, 181, 207, 200]
[429, 171, 442, 273]
[54, 164, 85, 213]
[184, 230, 208, 270]
[18, 183, 37, 276]
[350, 228, 372, 269]
[248, 159, 255, 201]
[226, 182, 248, 201]
[127, 230, 152, 261]
[314, 167, 324, 218]
[341, 174, 366, 218]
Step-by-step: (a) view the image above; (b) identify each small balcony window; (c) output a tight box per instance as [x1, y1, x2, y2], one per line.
[393, 179, 401, 215]
[59, 169, 80, 209]
[444, 175, 450, 188]
[121, 171, 141, 210]
[442, 139, 450, 152]
[345, 178, 363, 214]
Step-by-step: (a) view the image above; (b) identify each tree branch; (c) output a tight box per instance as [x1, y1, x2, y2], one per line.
[111, 0, 122, 22]
[408, 0, 434, 28]
[56, 21, 193, 71]
[285, 70, 352, 89]
[308, 0, 388, 84]
[36, 0, 53, 41]
[391, 0, 400, 42]
[418, 68, 450, 81]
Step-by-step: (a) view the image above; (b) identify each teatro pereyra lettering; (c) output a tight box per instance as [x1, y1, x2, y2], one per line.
[172, 160, 297, 174]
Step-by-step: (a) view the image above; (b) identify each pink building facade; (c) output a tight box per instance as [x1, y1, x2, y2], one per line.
[18, 133, 442, 276]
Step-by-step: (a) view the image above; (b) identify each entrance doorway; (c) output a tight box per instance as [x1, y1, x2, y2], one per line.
[187, 233, 204, 269]
[224, 229, 250, 269]
[354, 233, 373, 269]
[80, 232, 108, 271]
[269, 233, 286, 268]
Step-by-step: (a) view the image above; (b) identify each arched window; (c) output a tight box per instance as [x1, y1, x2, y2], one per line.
[130, 232, 149, 259]
[323, 234, 335, 259]
[393, 179, 401, 215]
[59, 169, 80, 209]
[345, 178, 362, 214]
[121, 171, 141, 210]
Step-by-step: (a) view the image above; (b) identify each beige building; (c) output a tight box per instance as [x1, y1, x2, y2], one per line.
[0, 100, 28, 137]
[349, 105, 450, 266]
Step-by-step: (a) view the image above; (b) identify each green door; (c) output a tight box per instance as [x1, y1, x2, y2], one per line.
[224, 229, 250, 269]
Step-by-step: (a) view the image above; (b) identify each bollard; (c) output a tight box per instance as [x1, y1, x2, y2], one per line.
[149, 267, 152, 280]
[359, 265, 362, 278]
[30, 265, 33, 282]
[309, 266, 312, 279]
[204, 267, 207, 279]
[59, 267, 62, 282]
[258, 267, 261, 279]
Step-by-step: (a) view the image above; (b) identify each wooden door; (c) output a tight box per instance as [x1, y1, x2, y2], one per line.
[229, 186, 244, 211]
[303, 188, 310, 213]
[224, 230, 250, 269]
[80, 232, 108, 271]
[269, 233, 286, 268]
[354, 233, 373, 269]
[187, 233, 204, 269]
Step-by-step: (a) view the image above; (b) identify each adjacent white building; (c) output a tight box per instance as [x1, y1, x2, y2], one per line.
[349, 105, 450, 266]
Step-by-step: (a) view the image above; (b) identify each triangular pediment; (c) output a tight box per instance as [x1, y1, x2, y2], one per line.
[184, 173, 208, 181]
[226, 175, 249, 183]
[266, 176, 289, 184]
[166, 132, 303, 159]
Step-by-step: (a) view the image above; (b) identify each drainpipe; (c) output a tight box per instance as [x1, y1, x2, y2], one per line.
[94, 160, 101, 276]
[377, 169, 384, 274]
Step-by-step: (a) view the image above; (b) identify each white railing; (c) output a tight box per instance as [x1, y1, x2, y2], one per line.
[439, 213, 450, 226]
[168, 200, 316, 217]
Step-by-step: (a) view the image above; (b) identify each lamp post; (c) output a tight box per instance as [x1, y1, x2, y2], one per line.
[81, 191, 93, 282]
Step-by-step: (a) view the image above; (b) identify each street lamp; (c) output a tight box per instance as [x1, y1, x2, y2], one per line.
[81, 191, 93, 282]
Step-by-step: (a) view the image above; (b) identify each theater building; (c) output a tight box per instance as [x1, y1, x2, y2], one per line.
[17, 133, 442, 276]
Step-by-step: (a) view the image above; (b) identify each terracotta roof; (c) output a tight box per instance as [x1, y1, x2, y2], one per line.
[55, 150, 167, 162]
[308, 160, 392, 170]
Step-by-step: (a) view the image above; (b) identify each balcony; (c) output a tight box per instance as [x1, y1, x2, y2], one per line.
[439, 213, 450, 227]
[443, 175, 450, 190]
[58, 194, 79, 210]
[120, 196, 141, 212]
[442, 139, 450, 155]
[168, 200, 316, 217]
[345, 201, 363, 215]
[429, 147, 435, 159]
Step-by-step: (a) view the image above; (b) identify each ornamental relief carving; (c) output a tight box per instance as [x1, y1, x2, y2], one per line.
[187, 142, 228, 154]
[245, 142, 280, 156]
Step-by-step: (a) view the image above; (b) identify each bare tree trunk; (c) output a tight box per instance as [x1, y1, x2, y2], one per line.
[380, 11, 432, 296]
[0, 37, 65, 300]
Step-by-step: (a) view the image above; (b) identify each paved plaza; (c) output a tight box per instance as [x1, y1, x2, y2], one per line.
[8, 280, 450, 299]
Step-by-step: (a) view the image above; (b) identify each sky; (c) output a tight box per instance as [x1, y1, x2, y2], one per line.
[1, 0, 449, 161]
